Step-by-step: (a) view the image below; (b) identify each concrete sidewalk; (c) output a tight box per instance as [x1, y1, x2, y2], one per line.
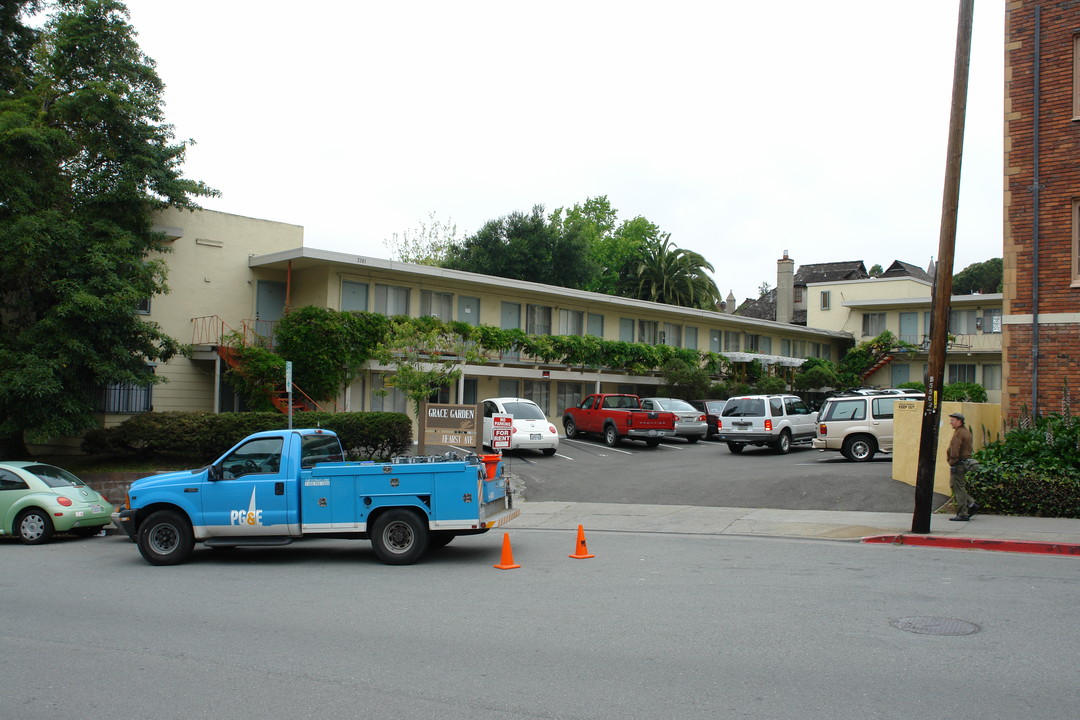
[513, 500, 1080, 555]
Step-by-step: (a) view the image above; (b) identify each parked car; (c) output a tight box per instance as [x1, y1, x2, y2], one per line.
[812, 391, 924, 461]
[0, 462, 115, 544]
[717, 394, 817, 454]
[689, 399, 727, 439]
[482, 397, 559, 455]
[639, 398, 709, 443]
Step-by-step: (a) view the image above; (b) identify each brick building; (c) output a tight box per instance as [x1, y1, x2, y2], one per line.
[1003, 1, 1080, 419]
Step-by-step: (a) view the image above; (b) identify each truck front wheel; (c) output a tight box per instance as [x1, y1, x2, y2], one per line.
[137, 510, 194, 566]
[371, 509, 429, 565]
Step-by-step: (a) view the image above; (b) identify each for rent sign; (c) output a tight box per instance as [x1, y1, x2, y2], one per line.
[419, 403, 482, 453]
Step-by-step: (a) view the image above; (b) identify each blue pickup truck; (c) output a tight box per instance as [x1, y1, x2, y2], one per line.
[114, 428, 518, 565]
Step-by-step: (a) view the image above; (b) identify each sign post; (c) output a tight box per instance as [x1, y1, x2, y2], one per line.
[285, 361, 293, 430]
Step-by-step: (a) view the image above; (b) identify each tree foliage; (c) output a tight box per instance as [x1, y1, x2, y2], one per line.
[952, 258, 1003, 294]
[0, 0, 216, 455]
[442, 204, 596, 288]
[633, 235, 722, 310]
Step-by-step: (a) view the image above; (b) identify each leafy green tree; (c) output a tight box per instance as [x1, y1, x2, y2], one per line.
[658, 357, 713, 399]
[869, 263, 883, 277]
[793, 356, 839, 391]
[952, 258, 1003, 294]
[372, 318, 486, 416]
[634, 235, 722, 309]
[383, 211, 459, 266]
[0, 0, 216, 456]
[442, 205, 596, 288]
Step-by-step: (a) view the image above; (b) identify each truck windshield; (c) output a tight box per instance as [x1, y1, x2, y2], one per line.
[301, 434, 345, 468]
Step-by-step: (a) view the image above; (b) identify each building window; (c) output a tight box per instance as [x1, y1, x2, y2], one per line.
[724, 331, 741, 352]
[374, 284, 410, 316]
[96, 367, 154, 413]
[526, 304, 552, 335]
[861, 313, 886, 337]
[559, 309, 584, 336]
[660, 322, 682, 347]
[419, 290, 453, 320]
[709, 329, 721, 353]
[820, 291, 831, 310]
[523, 381, 550, 415]
[1074, 35, 1080, 120]
[587, 313, 604, 338]
[949, 309, 978, 335]
[981, 308, 1002, 334]
[136, 297, 151, 315]
[746, 334, 771, 353]
[1073, 198, 1080, 285]
[342, 281, 368, 311]
[371, 374, 407, 413]
[557, 382, 583, 414]
[638, 320, 659, 345]
[793, 287, 804, 303]
[684, 326, 698, 351]
[982, 364, 1002, 391]
[948, 364, 977, 384]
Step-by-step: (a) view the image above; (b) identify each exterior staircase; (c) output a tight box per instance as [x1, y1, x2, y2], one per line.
[193, 315, 337, 414]
[861, 354, 894, 382]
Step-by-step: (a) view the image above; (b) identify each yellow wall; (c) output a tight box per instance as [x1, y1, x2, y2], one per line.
[892, 401, 1003, 496]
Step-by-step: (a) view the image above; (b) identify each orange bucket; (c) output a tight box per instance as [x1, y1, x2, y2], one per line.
[479, 454, 501, 479]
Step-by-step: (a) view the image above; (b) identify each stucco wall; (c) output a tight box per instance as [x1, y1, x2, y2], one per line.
[891, 401, 1003, 496]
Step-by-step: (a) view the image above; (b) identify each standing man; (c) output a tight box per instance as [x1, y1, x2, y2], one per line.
[946, 412, 976, 521]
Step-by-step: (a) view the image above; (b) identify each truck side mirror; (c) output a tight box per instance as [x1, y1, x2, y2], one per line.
[208, 463, 223, 482]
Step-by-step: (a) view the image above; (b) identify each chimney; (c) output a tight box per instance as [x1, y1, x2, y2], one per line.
[776, 250, 794, 323]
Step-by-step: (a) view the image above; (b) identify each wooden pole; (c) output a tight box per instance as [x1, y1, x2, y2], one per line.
[912, 0, 974, 533]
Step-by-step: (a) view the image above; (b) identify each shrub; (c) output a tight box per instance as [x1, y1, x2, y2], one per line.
[82, 411, 413, 463]
[967, 412, 1080, 518]
[942, 382, 987, 403]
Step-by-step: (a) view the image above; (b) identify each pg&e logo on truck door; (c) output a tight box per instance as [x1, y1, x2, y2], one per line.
[229, 487, 264, 526]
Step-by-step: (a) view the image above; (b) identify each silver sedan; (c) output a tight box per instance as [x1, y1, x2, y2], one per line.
[639, 397, 709, 443]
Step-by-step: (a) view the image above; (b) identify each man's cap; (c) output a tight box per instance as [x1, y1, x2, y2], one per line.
[949, 412, 965, 422]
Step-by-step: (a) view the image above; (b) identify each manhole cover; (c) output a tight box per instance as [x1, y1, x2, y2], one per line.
[890, 616, 980, 636]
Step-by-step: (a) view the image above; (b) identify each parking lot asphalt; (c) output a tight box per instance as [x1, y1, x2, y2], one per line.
[494, 437, 1080, 557]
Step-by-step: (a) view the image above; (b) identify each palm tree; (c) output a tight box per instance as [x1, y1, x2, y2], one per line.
[633, 235, 722, 309]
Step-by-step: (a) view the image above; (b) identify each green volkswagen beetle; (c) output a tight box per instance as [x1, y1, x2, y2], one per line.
[0, 462, 114, 544]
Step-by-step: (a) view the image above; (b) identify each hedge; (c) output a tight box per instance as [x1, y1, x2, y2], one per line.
[966, 412, 1080, 518]
[82, 411, 413, 462]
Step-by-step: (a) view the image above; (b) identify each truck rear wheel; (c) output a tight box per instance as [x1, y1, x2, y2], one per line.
[603, 424, 622, 447]
[137, 510, 194, 566]
[371, 509, 429, 565]
[842, 435, 877, 462]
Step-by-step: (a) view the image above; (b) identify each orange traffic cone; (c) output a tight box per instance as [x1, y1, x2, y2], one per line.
[569, 524, 594, 559]
[493, 533, 521, 569]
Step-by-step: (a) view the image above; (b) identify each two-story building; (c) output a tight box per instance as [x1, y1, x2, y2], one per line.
[123, 207, 851, 433]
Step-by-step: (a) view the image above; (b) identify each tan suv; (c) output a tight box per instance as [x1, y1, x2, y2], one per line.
[812, 391, 924, 462]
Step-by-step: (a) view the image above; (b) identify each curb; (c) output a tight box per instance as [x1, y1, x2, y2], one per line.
[862, 534, 1080, 556]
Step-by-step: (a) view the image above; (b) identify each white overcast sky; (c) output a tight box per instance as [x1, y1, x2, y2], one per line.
[120, 0, 1004, 304]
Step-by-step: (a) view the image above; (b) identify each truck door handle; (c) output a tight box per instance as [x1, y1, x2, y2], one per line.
[275, 482, 285, 496]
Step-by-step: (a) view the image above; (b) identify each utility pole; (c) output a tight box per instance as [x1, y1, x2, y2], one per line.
[912, 0, 974, 533]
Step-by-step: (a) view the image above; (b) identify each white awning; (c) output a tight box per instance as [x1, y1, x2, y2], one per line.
[723, 352, 807, 368]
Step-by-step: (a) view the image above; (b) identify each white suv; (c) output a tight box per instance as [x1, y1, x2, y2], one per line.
[812, 391, 924, 462]
[717, 394, 817, 454]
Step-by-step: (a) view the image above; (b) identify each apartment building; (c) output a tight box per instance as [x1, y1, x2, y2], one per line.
[127, 208, 850, 428]
[1002, 1, 1080, 419]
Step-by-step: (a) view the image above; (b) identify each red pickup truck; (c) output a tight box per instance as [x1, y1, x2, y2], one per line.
[562, 393, 677, 447]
